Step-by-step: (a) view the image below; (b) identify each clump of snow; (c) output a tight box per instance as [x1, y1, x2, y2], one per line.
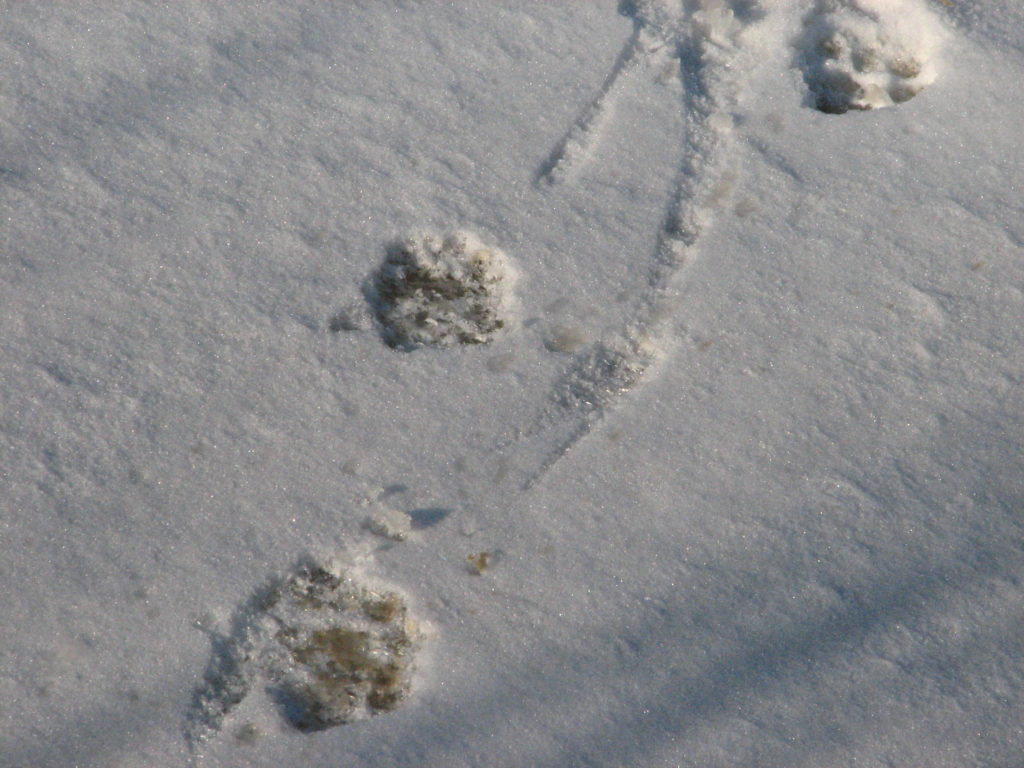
[369, 232, 517, 350]
[363, 507, 412, 542]
[796, 0, 947, 113]
[189, 561, 421, 741]
[692, 1, 743, 46]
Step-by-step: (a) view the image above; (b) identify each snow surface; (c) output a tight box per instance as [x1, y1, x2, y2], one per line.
[2, 1, 1023, 766]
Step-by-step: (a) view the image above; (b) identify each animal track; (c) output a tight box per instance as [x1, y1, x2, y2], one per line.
[369, 232, 517, 350]
[539, 0, 747, 186]
[796, 0, 945, 114]
[537, 22, 651, 185]
[516, 1, 760, 489]
[188, 560, 421, 744]
[557, 339, 654, 412]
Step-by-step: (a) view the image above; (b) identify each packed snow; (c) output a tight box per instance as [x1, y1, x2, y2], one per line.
[2, 1, 1023, 766]
[795, 0, 947, 113]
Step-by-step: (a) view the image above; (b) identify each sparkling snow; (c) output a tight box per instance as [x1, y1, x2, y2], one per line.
[2, 2, 1022, 766]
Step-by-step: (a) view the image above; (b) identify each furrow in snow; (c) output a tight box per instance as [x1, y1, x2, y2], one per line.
[499, 0, 766, 491]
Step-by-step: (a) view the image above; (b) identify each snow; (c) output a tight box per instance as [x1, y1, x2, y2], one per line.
[794, 0, 947, 113]
[2, 1, 1022, 766]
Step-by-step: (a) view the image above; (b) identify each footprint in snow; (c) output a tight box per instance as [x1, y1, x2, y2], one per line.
[366, 231, 517, 351]
[796, 0, 946, 114]
[187, 559, 422, 747]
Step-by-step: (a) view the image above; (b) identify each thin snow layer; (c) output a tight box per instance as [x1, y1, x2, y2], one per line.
[2, 1, 1023, 767]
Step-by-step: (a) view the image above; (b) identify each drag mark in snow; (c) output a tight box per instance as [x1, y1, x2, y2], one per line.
[512, 1, 764, 490]
[796, 0, 946, 114]
[500, 336, 658, 490]
[537, 24, 657, 185]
